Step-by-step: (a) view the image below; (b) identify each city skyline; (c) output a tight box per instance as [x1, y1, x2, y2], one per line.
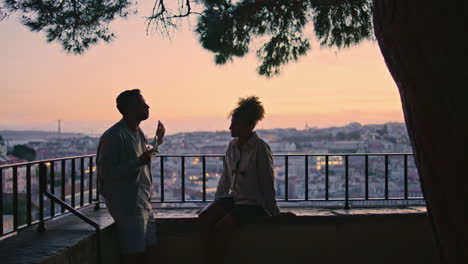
[1, 1, 404, 135]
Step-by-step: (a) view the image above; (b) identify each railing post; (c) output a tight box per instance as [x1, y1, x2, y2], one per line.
[344, 155, 350, 210]
[61, 160, 66, 213]
[89, 157, 93, 205]
[26, 165, 32, 225]
[365, 155, 369, 200]
[160, 156, 164, 203]
[38, 163, 47, 232]
[0, 168, 3, 235]
[80, 158, 85, 207]
[385, 155, 389, 200]
[202, 156, 206, 202]
[305, 155, 309, 201]
[71, 159, 76, 208]
[181, 156, 185, 202]
[50, 162, 55, 217]
[284, 156, 289, 201]
[404, 154, 408, 200]
[325, 155, 329, 201]
[13, 166, 18, 230]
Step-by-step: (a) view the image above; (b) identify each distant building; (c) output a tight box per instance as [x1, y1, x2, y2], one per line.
[0, 136, 7, 157]
[328, 141, 361, 153]
[270, 142, 297, 153]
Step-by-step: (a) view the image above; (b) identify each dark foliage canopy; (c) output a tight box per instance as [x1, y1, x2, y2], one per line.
[1, 0, 134, 53]
[9, 144, 37, 161]
[196, 0, 373, 76]
[1, 0, 374, 76]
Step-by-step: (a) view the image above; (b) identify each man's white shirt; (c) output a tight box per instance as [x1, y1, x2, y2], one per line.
[97, 119, 153, 215]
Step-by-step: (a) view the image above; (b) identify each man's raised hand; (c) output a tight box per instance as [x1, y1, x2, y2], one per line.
[156, 120, 166, 145]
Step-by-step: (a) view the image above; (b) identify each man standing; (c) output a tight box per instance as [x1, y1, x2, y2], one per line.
[97, 89, 165, 263]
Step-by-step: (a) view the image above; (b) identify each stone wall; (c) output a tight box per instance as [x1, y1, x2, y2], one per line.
[0, 207, 438, 264]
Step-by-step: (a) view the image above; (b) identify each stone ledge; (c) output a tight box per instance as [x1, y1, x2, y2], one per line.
[155, 206, 438, 264]
[0, 206, 116, 264]
[153, 206, 428, 223]
[0, 206, 435, 264]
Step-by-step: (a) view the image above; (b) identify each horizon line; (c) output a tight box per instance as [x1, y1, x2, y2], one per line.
[0, 120, 406, 136]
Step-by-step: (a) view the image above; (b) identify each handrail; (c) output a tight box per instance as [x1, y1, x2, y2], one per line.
[0, 153, 416, 169]
[0, 154, 96, 169]
[38, 163, 102, 264]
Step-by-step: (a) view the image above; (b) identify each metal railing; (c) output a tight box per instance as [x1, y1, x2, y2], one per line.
[0, 155, 99, 238]
[152, 153, 424, 208]
[0, 153, 424, 238]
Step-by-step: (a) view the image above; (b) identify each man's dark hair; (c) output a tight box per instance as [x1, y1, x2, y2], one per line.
[116, 89, 141, 115]
[229, 96, 265, 127]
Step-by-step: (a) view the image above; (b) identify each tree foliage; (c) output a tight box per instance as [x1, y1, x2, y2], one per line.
[0, 5, 9, 21]
[9, 144, 36, 161]
[1, 0, 374, 75]
[1, 0, 135, 53]
[195, 0, 373, 76]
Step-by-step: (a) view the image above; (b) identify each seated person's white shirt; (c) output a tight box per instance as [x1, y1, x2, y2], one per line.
[215, 132, 280, 216]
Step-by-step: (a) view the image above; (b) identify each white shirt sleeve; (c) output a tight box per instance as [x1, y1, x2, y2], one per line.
[257, 142, 280, 216]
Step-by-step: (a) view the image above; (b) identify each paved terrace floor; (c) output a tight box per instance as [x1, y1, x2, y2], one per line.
[0, 206, 438, 264]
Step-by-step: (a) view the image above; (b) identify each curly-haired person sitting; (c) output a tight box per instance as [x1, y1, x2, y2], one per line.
[198, 96, 295, 264]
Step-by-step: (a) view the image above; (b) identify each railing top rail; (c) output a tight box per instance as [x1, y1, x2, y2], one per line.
[152, 153, 415, 156]
[0, 153, 415, 169]
[151, 153, 414, 157]
[266, 153, 414, 157]
[0, 154, 96, 169]
[120, 152, 414, 158]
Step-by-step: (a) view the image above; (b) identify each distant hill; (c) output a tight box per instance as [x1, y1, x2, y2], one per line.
[0, 121, 408, 146]
[0, 130, 85, 145]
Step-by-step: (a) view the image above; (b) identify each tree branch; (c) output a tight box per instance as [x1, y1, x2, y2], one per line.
[0, 6, 11, 21]
[145, 0, 201, 37]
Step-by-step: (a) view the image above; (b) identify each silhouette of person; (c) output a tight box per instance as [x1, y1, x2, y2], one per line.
[198, 96, 294, 264]
[96, 89, 165, 264]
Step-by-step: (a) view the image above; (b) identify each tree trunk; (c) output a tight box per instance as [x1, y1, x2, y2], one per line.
[373, 1, 468, 263]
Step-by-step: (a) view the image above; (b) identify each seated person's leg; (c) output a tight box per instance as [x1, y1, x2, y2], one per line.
[227, 205, 268, 226]
[207, 205, 267, 264]
[198, 197, 234, 226]
[199, 198, 234, 262]
[209, 214, 237, 264]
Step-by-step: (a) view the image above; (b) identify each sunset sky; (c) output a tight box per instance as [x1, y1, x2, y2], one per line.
[0, 4, 404, 136]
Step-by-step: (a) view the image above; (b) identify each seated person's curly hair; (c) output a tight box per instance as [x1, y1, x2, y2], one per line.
[229, 96, 265, 127]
